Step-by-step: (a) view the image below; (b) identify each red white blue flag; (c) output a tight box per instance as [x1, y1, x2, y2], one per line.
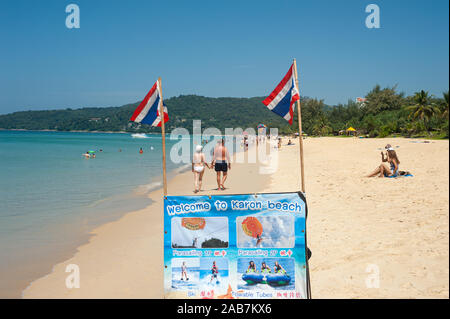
[262, 64, 300, 125]
[130, 81, 169, 127]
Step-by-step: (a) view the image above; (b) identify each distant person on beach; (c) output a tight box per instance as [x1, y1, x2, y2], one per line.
[287, 139, 293, 145]
[212, 139, 231, 190]
[210, 261, 219, 283]
[192, 145, 210, 193]
[366, 144, 400, 177]
[180, 261, 189, 281]
[278, 138, 282, 149]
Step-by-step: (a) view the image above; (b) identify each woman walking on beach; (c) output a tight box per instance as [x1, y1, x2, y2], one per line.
[367, 144, 400, 177]
[192, 145, 210, 193]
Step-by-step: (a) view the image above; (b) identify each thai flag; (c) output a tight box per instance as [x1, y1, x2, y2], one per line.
[130, 81, 169, 127]
[262, 64, 300, 125]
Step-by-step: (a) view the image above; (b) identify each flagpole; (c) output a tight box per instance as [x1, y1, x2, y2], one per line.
[158, 77, 168, 197]
[293, 59, 306, 193]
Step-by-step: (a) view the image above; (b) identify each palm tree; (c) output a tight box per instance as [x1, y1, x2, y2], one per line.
[404, 90, 440, 129]
[441, 91, 449, 119]
[311, 114, 332, 136]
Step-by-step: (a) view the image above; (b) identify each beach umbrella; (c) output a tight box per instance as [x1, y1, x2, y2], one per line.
[257, 124, 266, 129]
[346, 127, 356, 131]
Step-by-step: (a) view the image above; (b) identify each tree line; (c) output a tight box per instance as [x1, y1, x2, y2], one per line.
[0, 86, 448, 139]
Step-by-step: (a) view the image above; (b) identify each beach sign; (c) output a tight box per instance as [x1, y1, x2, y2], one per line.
[163, 192, 311, 299]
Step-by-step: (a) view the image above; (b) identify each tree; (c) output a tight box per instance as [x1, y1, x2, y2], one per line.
[311, 114, 332, 136]
[441, 91, 449, 119]
[404, 90, 440, 129]
[363, 84, 405, 114]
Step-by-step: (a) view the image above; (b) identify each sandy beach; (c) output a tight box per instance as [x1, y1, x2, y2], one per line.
[23, 137, 449, 299]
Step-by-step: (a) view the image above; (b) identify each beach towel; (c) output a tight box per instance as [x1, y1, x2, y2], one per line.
[386, 173, 413, 178]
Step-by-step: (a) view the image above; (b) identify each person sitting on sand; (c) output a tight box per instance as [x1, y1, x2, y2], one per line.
[192, 145, 210, 193]
[210, 261, 219, 282]
[212, 139, 231, 190]
[247, 261, 257, 273]
[367, 144, 400, 178]
[180, 261, 189, 281]
[287, 139, 293, 145]
[261, 262, 271, 274]
[273, 261, 286, 274]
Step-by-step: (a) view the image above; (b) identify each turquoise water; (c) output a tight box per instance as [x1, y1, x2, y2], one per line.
[0, 130, 185, 298]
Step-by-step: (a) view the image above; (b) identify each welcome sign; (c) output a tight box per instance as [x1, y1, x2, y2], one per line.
[163, 192, 310, 299]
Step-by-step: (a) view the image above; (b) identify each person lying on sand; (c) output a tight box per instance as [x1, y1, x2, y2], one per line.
[366, 144, 400, 178]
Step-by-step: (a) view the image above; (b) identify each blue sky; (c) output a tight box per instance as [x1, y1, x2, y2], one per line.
[0, 0, 448, 114]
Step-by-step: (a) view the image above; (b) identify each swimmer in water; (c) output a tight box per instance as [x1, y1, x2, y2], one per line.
[139, 147, 143, 154]
[82, 152, 90, 159]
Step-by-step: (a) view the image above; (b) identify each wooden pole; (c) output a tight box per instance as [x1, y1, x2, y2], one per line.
[158, 77, 168, 196]
[293, 59, 306, 193]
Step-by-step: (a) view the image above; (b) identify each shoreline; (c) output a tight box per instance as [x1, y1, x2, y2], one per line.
[1, 129, 448, 140]
[22, 137, 449, 298]
[18, 160, 193, 298]
[23, 143, 270, 298]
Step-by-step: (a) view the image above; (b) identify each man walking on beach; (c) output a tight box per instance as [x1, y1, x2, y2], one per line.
[212, 139, 231, 190]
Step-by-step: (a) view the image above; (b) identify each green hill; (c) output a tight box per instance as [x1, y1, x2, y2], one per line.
[0, 95, 295, 134]
[0, 86, 448, 138]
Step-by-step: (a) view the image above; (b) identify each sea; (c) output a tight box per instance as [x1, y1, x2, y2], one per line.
[0, 130, 188, 298]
